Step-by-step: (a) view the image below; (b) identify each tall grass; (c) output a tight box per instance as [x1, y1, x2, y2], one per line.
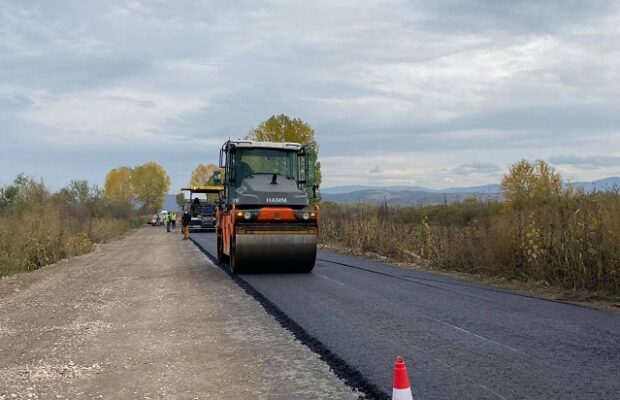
[320, 191, 620, 296]
[0, 176, 144, 277]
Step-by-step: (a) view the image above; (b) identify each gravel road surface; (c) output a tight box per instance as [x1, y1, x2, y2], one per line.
[191, 232, 620, 400]
[0, 228, 358, 400]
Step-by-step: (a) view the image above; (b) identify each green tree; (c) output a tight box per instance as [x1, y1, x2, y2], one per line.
[131, 162, 171, 212]
[104, 167, 134, 212]
[61, 180, 92, 207]
[246, 114, 322, 185]
[176, 193, 185, 211]
[14, 174, 48, 204]
[501, 159, 563, 205]
[0, 182, 19, 212]
[189, 164, 223, 186]
[52, 180, 105, 220]
[0, 174, 48, 214]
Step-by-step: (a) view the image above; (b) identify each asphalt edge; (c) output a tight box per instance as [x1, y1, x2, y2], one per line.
[189, 236, 389, 400]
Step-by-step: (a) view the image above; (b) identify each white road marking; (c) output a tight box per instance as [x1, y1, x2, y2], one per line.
[431, 317, 519, 353]
[450, 325, 518, 353]
[479, 384, 511, 400]
[316, 271, 517, 353]
[314, 273, 347, 287]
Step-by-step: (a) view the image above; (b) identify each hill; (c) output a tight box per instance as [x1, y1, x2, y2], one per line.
[323, 189, 501, 205]
[160, 177, 619, 207]
[321, 177, 619, 205]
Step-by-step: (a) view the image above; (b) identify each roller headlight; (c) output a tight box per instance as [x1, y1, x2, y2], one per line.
[244, 211, 252, 220]
[302, 212, 310, 220]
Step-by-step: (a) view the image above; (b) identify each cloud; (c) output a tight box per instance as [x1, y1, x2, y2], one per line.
[18, 88, 209, 146]
[549, 154, 620, 168]
[1, 0, 619, 191]
[416, 1, 618, 34]
[320, 152, 507, 188]
[452, 162, 502, 176]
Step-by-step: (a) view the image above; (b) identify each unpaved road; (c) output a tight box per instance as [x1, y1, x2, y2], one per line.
[0, 227, 358, 399]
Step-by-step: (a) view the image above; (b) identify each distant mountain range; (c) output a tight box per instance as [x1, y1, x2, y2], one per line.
[321, 184, 502, 195]
[321, 177, 620, 205]
[322, 189, 503, 205]
[161, 177, 619, 208]
[567, 177, 620, 193]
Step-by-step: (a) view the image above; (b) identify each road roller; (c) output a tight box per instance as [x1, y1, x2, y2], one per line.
[215, 139, 320, 273]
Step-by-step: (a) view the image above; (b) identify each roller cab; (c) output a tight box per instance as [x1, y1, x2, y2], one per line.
[216, 140, 320, 273]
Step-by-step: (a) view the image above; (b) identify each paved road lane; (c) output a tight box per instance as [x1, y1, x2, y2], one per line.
[191, 232, 620, 400]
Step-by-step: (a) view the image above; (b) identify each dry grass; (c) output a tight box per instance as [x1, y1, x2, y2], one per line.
[0, 176, 148, 277]
[0, 207, 142, 277]
[320, 191, 620, 296]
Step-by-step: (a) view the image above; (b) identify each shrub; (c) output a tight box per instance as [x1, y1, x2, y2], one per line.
[320, 191, 620, 296]
[0, 176, 142, 277]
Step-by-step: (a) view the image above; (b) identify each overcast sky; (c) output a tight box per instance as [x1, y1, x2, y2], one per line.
[1, 0, 619, 191]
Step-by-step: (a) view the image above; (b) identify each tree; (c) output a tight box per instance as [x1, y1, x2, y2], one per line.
[13, 174, 48, 204]
[53, 180, 105, 220]
[104, 167, 134, 211]
[55, 180, 91, 207]
[189, 164, 223, 186]
[0, 182, 19, 213]
[501, 160, 563, 204]
[130, 162, 171, 212]
[248, 114, 316, 143]
[246, 114, 322, 185]
[0, 174, 48, 214]
[176, 193, 185, 211]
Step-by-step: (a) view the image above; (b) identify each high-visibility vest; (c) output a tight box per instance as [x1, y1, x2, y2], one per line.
[171, 213, 176, 221]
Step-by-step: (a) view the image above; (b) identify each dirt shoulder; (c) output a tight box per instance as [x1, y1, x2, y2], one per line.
[319, 244, 620, 313]
[0, 227, 357, 400]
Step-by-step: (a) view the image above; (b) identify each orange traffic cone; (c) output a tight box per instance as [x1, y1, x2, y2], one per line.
[392, 356, 413, 400]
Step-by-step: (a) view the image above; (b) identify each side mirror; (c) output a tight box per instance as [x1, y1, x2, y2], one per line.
[219, 148, 226, 168]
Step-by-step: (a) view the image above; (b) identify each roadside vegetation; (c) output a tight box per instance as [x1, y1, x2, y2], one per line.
[0, 162, 170, 277]
[188, 164, 224, 187]
[320, 160, 620, 297]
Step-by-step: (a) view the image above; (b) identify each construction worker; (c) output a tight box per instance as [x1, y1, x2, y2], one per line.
[181, 210, 191, 240]
[165, 212, 171, 232]
[171, 212, 177, 229]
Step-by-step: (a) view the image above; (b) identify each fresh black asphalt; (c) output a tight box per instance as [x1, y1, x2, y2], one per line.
[190, 232, 620, 400]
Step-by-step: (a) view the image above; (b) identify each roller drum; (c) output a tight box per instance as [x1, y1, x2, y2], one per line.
[234, 233, 317, 272]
